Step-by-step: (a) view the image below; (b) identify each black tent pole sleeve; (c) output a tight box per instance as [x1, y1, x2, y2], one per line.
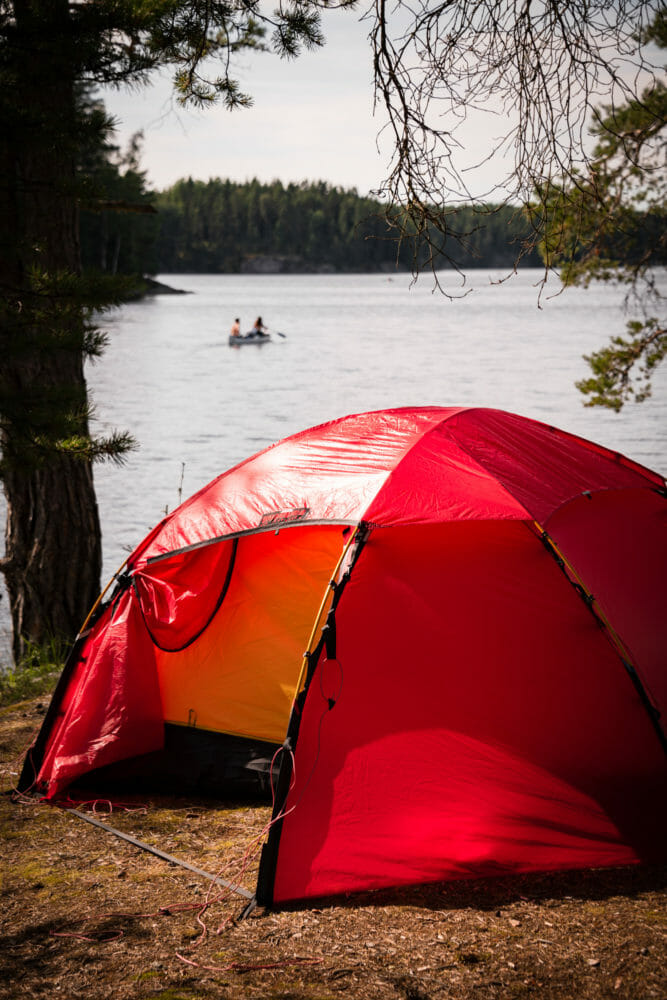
[535, 521, 666, 757]
[255, 522, 370, 908]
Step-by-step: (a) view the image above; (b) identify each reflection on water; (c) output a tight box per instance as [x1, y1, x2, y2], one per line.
[1, 269, 666, 660]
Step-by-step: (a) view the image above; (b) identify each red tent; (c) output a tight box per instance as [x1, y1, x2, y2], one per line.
[21, 407, 667, 906]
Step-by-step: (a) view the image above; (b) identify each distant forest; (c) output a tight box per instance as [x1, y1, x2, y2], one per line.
[80, 176, 545, 277]
[150, 178, 544, 273]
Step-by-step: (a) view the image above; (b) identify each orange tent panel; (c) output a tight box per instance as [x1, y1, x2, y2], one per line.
[153, 526, 347, 743]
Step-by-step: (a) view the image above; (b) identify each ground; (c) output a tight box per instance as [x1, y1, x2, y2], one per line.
[1, 698, 666, 1000]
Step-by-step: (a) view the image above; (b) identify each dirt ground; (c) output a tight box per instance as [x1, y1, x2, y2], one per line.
[1, 698, 666, 1000]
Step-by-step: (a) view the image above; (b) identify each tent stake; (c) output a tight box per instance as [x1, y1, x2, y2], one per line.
[68, 808, 254, 900]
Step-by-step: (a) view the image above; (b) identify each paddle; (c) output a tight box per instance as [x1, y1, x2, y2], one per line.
[267, 328, 287, 339]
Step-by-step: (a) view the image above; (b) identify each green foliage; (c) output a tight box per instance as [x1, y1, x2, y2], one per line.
[534, 10, 666, 410]
[79, 139, 160, 278]
[66, 0, 349, 108]
[75, 85, 160, 278]
[151, 178, 544, 273]
[0, 639, 64, 707]
[0, 267, 136, 476]
[537, 81, 667, 287]
[577, 317, 667, 411]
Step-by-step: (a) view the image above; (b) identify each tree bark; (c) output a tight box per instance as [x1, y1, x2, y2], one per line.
[0, 0, 102, 661]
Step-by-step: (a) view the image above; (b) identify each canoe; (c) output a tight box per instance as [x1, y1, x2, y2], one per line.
[229, 331, 271, 346]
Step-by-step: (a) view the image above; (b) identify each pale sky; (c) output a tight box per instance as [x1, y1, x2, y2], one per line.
[102, 11, 381, 195]
[101, 9, 661, 202]
[101, 9, 509, 200]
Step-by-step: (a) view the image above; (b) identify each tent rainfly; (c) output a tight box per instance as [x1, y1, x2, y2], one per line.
[20, 407, 667, 907]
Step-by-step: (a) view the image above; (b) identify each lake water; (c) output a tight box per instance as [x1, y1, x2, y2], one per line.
[1, 269, 666, 661]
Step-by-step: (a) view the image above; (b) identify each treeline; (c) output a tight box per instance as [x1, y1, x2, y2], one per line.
[150, 178, 543, 273]
[81, 173, 664, 278]
[79, 173, 546, 277]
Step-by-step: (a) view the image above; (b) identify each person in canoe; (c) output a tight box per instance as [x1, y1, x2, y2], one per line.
[230, 317, 241, 339]
[251, 316, 269, 338]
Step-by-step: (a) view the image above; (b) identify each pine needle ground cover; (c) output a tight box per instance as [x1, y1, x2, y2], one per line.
[1, 698, 666, 1000]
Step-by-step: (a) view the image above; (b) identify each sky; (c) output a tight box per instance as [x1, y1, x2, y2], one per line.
[101, 8, 662, 202]
[101, 9, 510, 200]
[102, 11, 386, 196]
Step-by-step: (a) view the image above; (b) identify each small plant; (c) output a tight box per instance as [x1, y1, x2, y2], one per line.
[0, 637, 65, 707]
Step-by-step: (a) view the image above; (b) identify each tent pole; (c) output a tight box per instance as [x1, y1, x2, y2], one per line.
[77, 557, 130, 638]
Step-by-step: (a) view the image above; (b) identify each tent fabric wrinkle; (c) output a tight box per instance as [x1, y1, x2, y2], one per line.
[20, 405, 667, 907]
[131, 408, 463, 563]
[439, 409, 663, 523]
[133, 537, 237, 652]
[362, 425, 531, 526]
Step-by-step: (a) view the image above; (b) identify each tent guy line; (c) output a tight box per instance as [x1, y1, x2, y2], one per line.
[66, 807, 254, 900]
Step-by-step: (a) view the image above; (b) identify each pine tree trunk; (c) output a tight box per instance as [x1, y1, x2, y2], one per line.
[0, 0, 102, 661]
[3, 459, 102, 662]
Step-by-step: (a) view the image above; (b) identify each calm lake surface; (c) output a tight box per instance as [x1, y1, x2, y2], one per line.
[2, 269, 666, 659]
